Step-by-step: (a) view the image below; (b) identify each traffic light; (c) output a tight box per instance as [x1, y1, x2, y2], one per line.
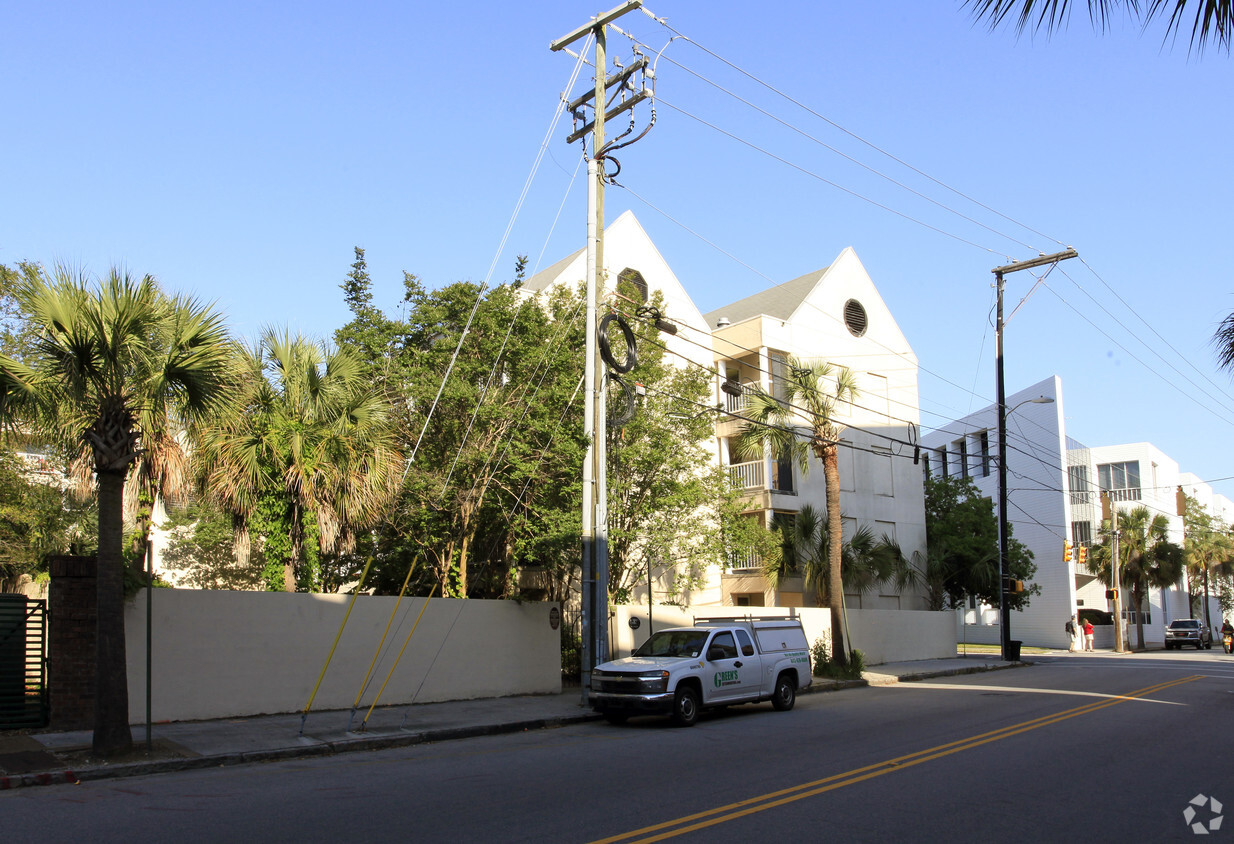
[1105, 589, 1118, 600]
[1063, 540, 1073, 563]
[1008, 579, 1025, 593]
[1078, 546, 1088, 566]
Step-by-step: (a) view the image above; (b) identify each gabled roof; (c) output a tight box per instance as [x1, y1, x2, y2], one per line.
[702, 266, 829, 327]
[522, 246, 584, 293]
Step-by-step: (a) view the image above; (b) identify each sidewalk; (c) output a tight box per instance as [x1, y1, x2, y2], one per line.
[0, 654, 1027, 789]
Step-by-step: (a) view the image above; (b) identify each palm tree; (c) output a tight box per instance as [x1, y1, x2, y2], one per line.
[198, 329, 401, 591]
[1184, 526, 1234, 626]
[0, 266, 234, 756]
[1089, 505, 1184, 649]
[967, 1, 1232, 53]
[763, 503, 913, 657]
[738, 358, 858, 662]
[737, 357, 859, 663]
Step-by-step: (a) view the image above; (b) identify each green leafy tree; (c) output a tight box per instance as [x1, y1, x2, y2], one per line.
[604, 287, 747, 605]
[0, 262, 41, 360]
[735, 357, 859, 664]
[923, 475, 1039, 610]
[0, 265, 234, 756]
[1088, 505, 1184, 649]
[1183, 494, 1234, 625]
[334, 253, 586, 599]
[0, 449, 97, 587]
[160, 499, 263, 590]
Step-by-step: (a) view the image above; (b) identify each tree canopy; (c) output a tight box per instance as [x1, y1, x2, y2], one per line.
[924, 475, 1038, 611]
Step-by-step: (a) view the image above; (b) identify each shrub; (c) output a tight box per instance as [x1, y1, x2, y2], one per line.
[811, 634, 865, 681]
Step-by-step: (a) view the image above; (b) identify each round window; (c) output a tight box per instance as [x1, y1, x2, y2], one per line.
[843, 299, 868, 337]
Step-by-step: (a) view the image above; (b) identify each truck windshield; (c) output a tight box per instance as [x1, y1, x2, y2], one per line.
[633, 630, 709, 658]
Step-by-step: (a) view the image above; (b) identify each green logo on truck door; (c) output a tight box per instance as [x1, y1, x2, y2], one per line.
[713, 669, 740, 688]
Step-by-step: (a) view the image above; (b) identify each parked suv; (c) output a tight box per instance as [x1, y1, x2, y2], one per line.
[1164, 619, 1212, 650]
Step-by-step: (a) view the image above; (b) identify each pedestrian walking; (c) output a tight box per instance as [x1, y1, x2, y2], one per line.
[1083, 618, 1095, 651]
[1065, 616, 1078, 652]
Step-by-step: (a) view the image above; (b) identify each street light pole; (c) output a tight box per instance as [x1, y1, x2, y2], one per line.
[991, 249, 1077, 662]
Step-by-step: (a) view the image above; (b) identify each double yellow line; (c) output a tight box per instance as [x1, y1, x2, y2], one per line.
[593, 675, 1202, 844]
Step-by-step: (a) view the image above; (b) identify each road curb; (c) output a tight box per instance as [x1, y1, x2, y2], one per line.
[10, 664, 1029, 788]
[45, 711, 606, 786]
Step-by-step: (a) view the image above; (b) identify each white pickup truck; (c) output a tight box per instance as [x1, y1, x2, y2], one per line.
[589, 617, 812, 726]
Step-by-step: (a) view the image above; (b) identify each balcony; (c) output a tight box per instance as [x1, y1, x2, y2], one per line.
[728, 459, 764, 490]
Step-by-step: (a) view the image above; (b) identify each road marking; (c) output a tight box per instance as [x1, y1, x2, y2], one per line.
[880, 682, 1186, 705]
[591, 675, 1202, 844]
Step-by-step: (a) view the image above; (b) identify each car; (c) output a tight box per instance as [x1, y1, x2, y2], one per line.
[1164, 619, 1212, 650]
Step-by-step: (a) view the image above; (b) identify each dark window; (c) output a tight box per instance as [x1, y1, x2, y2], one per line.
[978, 431, 991, 477]
[617, 267, 648, 303]
[735, 629, 755, 657]
[843, 299, 868, 337]
[1071, 521, 1092, 545]
[773, 451, 795, 494]
[708, 632, 738, 660]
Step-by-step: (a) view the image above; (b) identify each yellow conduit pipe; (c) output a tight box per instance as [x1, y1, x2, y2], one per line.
[360, 583, 438, 730]
[301, 554, 376, 728]
[351, 562, 419, 711]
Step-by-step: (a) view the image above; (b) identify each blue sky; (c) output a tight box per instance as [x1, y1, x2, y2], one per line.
[4, 2, 1233, 498]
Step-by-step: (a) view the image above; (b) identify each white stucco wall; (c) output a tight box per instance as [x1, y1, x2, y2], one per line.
[124, 590, 561, 723]
[607, 604, 953, 666]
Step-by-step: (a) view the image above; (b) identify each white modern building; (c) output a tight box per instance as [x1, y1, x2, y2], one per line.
[922, 376, 1076, 649]
[523, 210, 929, 611]
[925, 374, 1227, 649]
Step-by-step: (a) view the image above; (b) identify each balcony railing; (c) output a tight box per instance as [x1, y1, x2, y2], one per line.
[728, 460, 764, 490]
[1103, 487, 1141, 502]
[722, 380, 757, 414]
[727, 548, 763, 571]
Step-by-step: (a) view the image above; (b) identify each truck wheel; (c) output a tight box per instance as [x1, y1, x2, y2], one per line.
[603, 712, 629, 725]
[772, 674, 796, 711]
[671, 686, 700, 727]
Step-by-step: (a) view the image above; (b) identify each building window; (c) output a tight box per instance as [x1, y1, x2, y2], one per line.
[939, 446, 948, 479]
[922, 451, 931, 482]
[843, 299, 868, 337]
[617, 267, 648, 302]
[770, 352, 789, 402]
[955, 439, 969, 479]
[1069, 464, 1092, 505]
[1098, 461, 1141, 502]
[1071, 521, 1092, 546]
[772, 451, 795, 494]
[978, 431, 991, 477]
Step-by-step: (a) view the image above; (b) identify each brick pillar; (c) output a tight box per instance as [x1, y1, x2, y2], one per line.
[47, 555, 97, 730]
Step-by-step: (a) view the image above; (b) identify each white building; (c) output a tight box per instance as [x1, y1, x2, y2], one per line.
[922, 376, 1076, 648]
[524, 210, 928, 610]
[924, 374, 1227, 649]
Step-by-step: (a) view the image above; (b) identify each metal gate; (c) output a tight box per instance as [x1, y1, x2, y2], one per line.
[0, 595, 48, 729]
[560, 605, 582, 688]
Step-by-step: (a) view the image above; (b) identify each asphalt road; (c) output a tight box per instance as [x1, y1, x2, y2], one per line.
[5, 651, 1233, 842]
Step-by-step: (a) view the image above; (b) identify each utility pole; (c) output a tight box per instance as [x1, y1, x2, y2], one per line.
[1102, 492, 1125, 652]
[991, 248, 1077, 662]
[1111, 501, 1124, 652]
[551, 0, 646, 704]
